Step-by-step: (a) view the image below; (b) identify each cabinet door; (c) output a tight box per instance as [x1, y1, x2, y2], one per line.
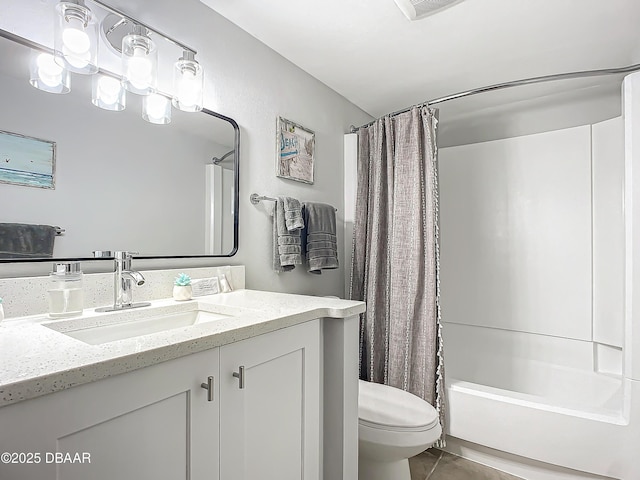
[220, 320, 320, 480]
[0, 347, 219, 480]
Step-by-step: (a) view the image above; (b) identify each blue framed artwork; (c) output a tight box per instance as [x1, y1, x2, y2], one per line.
[276, 116, 315, 184]
[0, 130, 56, 189]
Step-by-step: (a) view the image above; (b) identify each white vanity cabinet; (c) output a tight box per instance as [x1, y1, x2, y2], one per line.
[220, 319, 320, 480]
[0, 346, 220, 480]
[0, 319, 322, 480]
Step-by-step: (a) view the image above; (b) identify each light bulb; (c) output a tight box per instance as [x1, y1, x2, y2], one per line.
[146, 94, 167, 118]
[92, 74, 125, 111]
[122, 29, 157, 95]
[62, 16, 90, 54]
[177, 70, 198, 108]
[127, 48, 152, 90]
[54, 2, 97, 74]
[143, 93, 171, 124]
[37, 53, 64, 87]
[62, 45, 90, 69]
[97, 76, 120, 105]
[172, 53, 204, 112]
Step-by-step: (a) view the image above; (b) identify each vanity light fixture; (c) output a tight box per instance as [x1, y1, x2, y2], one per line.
[21, 0, 204, 124]
[172, 50, 204, 112]
[29, 50, 71, 94]
[121, 25, 157, 96]
[142, 92, 171, 125]
[91, 73, 125, 111]
[54, 0, 99, 74]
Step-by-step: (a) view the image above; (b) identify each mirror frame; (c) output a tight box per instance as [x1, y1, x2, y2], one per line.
[0, 29, 240, 263]
[134, 107, 240, 261]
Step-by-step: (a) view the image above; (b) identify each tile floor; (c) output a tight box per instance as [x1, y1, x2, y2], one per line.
[409, 449, 524, 480]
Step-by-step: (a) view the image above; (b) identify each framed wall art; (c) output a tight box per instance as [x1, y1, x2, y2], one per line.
[0, 130, 56, 189]
[276, 116, 315, 184]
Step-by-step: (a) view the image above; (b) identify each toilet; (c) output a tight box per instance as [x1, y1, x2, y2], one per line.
[358, 379, 442, 480]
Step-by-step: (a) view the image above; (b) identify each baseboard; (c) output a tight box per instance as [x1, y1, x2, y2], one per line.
[441, 436, 616, 480]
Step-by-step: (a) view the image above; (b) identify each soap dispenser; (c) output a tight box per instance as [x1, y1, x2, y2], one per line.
[48, 262, 84, 318]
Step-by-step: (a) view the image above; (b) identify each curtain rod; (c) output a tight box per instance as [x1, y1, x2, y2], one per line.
[349, 62, 640, 133]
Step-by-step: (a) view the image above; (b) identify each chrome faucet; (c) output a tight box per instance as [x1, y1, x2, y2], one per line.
[96, 251, 151, 312]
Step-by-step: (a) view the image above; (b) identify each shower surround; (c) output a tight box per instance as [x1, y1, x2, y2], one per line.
[437, 72, 640, 479]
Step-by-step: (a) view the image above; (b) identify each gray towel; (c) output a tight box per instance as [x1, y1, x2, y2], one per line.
[278, 244, 301, 255]
[0, 223, 56, 258]
[306, 232, 336, 243]
[273, 208, 293, 273]
[278, 236, 301, 246]
[273, 198, 303, 273]
[281, 196, 304, 231]
[307, 248, 339, 259]
[306, 238, 337, 251]
[302, 202, 338, 274]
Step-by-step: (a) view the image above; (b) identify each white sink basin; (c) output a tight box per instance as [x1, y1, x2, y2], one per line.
[43, 305, 241, 345]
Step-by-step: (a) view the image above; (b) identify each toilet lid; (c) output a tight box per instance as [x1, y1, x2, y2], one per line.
[358, 380, 439, 432]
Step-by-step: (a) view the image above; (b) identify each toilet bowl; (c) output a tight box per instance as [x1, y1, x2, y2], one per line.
[358, 379, 441, 480]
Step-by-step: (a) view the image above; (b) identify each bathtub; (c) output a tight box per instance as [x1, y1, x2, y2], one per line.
[442, 322, 640, 480]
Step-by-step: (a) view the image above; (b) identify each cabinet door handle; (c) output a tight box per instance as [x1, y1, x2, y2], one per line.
[201, 376, 214, 401]
[232, 366, 245, 389]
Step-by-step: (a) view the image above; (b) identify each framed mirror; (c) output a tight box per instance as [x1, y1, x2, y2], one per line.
[0, 28, 239, 262]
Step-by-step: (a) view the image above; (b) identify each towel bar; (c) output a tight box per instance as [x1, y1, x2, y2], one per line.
[55, 226, 65, 236]
[249, 193, 337, 211]
[250, 193, 276, 205]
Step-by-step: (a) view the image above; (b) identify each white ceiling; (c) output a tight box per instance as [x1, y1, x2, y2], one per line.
[200, 0, 640, 119]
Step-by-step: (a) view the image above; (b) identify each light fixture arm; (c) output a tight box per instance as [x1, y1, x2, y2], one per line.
[104, 16, 128, 37]
[90, 0, 197, 55]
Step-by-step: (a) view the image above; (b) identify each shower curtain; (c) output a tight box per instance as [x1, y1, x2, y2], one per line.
[350, 106, 445, 445]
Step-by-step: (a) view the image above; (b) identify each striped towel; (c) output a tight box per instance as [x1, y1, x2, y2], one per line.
[273, 197, 304, 273]
[302, 202, 338, 274]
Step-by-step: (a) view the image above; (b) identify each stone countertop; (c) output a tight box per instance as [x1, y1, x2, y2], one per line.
[0, 289, 365, 408]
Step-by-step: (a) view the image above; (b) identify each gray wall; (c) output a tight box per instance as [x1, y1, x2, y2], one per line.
[0, 0, 373, 299]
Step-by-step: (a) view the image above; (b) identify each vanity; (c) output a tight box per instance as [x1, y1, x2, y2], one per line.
[0, 286, 364, 480]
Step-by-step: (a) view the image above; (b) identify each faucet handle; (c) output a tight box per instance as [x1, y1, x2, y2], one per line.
[114, 252, 139, 271]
